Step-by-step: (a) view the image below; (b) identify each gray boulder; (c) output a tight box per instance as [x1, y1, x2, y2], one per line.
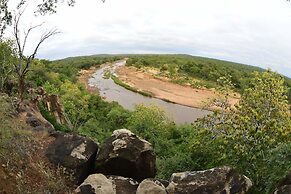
[137, 179, 167, 194]
[95, 129, 156, 182]
[108, 175, 139, 194]
[45, 132, 99, 184]
[75, 174, 114, 194]
[166, 166, 252, 194]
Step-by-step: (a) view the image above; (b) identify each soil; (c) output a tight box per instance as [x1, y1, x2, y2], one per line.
[0, 129, 74, 194]
[116, 66, 239, 109]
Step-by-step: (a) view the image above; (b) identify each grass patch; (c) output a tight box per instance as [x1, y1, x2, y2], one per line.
[103, 70, 111, 79]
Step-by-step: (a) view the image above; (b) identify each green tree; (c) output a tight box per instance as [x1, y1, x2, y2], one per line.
[59, 80, 90, 130]
[194, 70, 291, 193]
[234, 70, 290, 143]
[0, 40, 15, 92]
[126, 104, 171, 142]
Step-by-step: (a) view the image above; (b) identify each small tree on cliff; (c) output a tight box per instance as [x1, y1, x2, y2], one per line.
[13, 10, 59, 101]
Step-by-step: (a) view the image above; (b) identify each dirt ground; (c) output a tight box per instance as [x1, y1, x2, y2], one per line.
[116, 66, 239, 109]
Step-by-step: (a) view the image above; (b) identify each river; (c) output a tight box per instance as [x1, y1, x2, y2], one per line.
[88, 60, 211, 124]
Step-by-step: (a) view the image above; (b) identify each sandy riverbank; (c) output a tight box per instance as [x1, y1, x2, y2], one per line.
[78, 67, 99, 94]
[78, 62, 239, 109]
[116, 66, 239, 109]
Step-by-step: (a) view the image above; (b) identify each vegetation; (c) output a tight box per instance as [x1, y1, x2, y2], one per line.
[0, 48, 290, 193]
[126, 54, 291, 103]
[0, 94, 73, 193]
[0, 1, 289, 193]
[34, 55, 290, 193]
[193, 70, 291, 193]
[0, 40, 15, 93]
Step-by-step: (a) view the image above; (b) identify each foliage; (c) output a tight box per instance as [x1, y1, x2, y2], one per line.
[6, 52, 290, 193]
[126, 54, 264, 90]
[193, 70, 291, 194]
[126, 54, 291, 103]
[0, 40, 15, 93]
[38, 103, 70, 132]
[127, 104, 171, 141]
[262, 142, 291, 194]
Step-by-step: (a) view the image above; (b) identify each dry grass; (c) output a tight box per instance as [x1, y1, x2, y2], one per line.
[0, 94, 74, 194]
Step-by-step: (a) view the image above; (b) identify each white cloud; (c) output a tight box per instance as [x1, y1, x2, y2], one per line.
[6, 0, 291, 77]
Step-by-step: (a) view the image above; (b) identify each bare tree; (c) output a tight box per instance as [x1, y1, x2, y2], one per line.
[13, 10, 59, 101]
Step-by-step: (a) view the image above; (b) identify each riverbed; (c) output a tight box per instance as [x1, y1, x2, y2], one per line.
[88, 60, 211, 124]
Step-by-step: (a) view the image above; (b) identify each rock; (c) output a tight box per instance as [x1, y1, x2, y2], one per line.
[45, 132, 99, 184]
[26, 116, 41, 127]
[18, 100, 54, 131]
[136, 179, 167, 194]
[95, 129, 156, 182]
[29, 87, 72, 128]
[42, 93, 73, 128]
[274, 172, 291, 194]
[158, 179, 170, 188]
[75, 174, 114, 194]
[166, 166, 252, 194]
[108, 175, 139, 194]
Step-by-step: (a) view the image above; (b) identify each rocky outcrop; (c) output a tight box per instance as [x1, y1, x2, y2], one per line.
[18, 100, 55, 131]
[45, 132, 99, 184]
[136, 179, 167, 194]
[95, 129, 156, 182]
[108, 175, 139, 194]
[32, 87, 72, 128]
[273, 172, 291, 194]
[75, 174, 115, 194]
[166, 166, 252, 194]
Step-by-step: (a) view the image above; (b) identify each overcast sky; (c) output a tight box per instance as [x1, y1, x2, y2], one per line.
[8, 0, 291, 77]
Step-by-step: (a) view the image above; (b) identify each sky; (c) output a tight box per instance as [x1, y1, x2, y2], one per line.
[7, 0, 291, 77]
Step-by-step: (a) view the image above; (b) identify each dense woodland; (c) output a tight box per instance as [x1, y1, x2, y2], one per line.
[1, 45, 290, 193]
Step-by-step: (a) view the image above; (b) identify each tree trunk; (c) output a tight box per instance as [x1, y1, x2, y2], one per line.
[18, 75, 25, 101]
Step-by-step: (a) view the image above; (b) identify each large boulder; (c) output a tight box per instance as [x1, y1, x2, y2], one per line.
[75, 174, 138, 194]
[45, 132, 99, 184]
[166, 166, 252, 194]
[273, 172, 291, 194]
[95, 129, 156, 182]
[136, 179, 167, 194]
[108, 175, 139, 194]
[75, 174, 114, 194]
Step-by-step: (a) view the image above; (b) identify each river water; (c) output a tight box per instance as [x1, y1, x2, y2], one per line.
[88, 60, 211, 124]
